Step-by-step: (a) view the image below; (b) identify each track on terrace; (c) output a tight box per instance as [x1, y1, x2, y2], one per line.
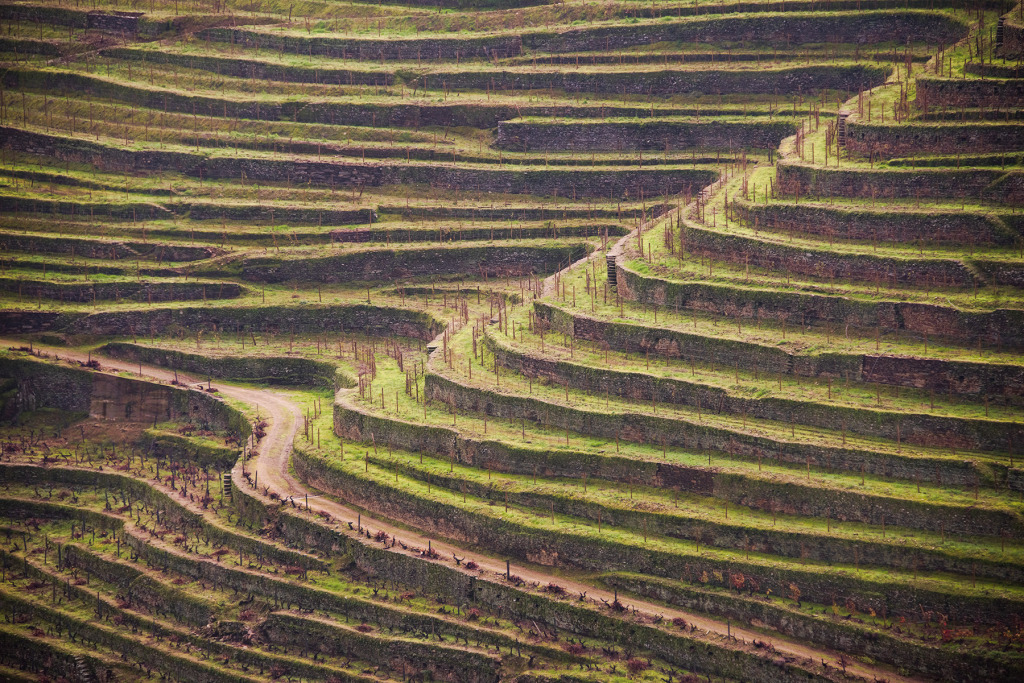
[0, 336, 917, 683]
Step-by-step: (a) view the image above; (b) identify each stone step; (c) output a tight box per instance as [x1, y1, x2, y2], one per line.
[73, 654, 98, 683]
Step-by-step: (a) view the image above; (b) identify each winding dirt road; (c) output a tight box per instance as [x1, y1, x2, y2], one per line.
[2, 337, 918, 683]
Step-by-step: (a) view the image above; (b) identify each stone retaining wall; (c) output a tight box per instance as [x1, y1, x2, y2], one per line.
[534, 300, 1024, 403]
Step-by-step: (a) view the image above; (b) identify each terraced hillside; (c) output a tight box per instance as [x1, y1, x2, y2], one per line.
[1, 0, 1023, 681]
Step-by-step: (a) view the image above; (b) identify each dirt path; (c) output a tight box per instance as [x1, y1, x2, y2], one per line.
[2, 338, 920, 683]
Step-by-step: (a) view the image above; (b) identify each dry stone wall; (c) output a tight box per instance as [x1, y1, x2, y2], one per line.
[496, 119, 796, 151]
